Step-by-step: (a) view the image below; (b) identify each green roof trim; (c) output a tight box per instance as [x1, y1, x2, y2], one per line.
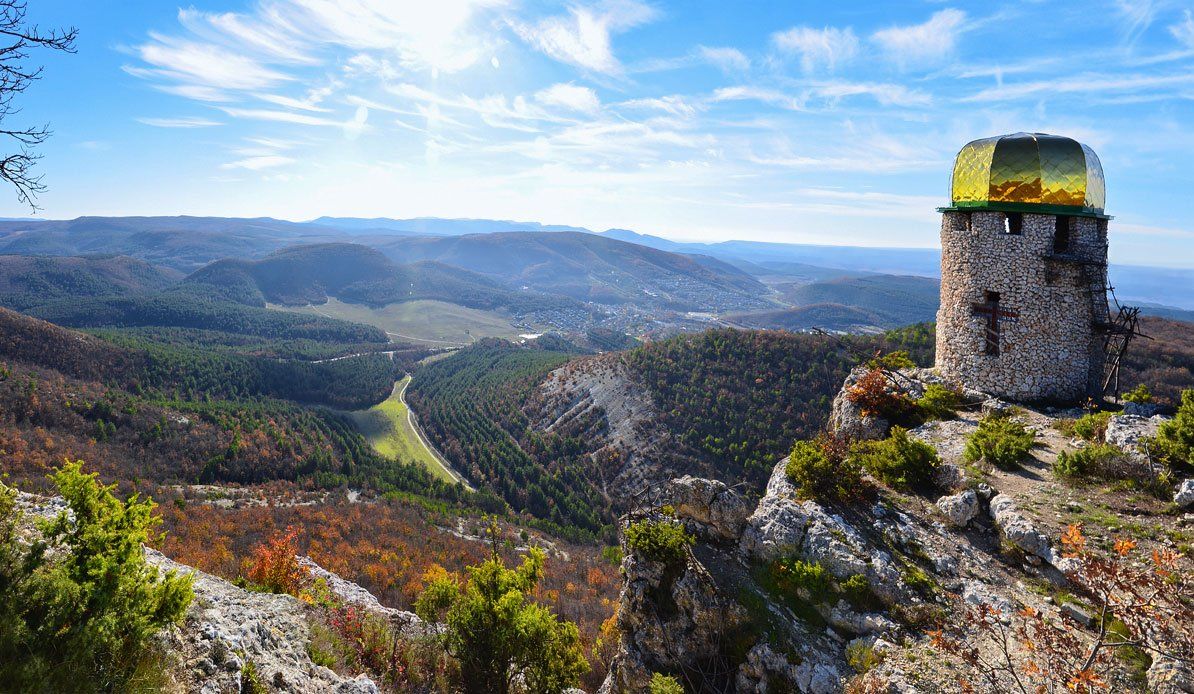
[938, 200, 1112, 220]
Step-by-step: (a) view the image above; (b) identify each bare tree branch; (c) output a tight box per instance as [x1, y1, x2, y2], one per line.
[0, 0, 76, 209]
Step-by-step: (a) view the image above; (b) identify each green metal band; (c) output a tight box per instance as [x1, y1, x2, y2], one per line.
[938, 201, 1111, 220]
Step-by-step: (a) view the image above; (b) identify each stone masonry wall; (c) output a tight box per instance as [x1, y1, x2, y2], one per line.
[935, 211, 1109, 403]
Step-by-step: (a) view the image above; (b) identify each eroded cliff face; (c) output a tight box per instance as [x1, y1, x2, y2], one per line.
[526, 354, 693, 508]
[598, 370, 1193, 693]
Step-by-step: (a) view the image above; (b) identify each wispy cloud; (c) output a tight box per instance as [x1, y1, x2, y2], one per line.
[697, 45, 750, 73]
[1171, 10, 1194, 48]
[535, 83, 601, 113]
[771, 26, 858, 72]
[136, 116, 223, 128]
[221, 155, 296, 170]
[509, 0, 658, 74]
[963, 71, 1194, 101]
[871, 9, 967, 70]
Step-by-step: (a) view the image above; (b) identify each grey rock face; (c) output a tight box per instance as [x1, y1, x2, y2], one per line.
[1105, 413, 1166, 452]
[145, 549, 380, 693]
[936, 490, 980, 528]
[665, 475, 752, 542]
[740, 460, 908, 606]
[1148, 656, 1194, 694]
[599, 541, 745, 694]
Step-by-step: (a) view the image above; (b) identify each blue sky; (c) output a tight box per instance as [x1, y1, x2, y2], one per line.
[5, 1, 1194, 266]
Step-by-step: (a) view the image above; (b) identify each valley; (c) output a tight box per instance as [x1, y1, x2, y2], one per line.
[0, 215, 1191, 694]
[349, 375, 472, 487]
[272, 297, 522, 346]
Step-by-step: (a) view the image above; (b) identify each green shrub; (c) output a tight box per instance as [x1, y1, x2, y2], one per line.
[850, 426, 940, 490]
[1155, 389, 1194, 471]
[241, 661, 268, 694]
[770, 557, 832, 602]
[839, 573, 881, 612]
[415, 546, 589, 694]
[786, 435, 863, 502]
[916, 383, 962, 421]
[1072, 411, 1113, 443]
[624, 519, 694, 564]
[845, 640, 884, 673]
[649, 673, 685, 694]
[1122, 383, 1153, 404]
[1054, 444, 1131, 479]
[963, 414, 1035, 469]
[867, 351, 916, 371]
[0, 461, 194, 691]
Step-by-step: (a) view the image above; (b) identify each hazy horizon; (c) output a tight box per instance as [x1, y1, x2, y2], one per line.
[4, 1, 1194, 267]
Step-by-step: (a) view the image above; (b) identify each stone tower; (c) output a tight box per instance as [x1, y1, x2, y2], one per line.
[935, 132, 1111, 403]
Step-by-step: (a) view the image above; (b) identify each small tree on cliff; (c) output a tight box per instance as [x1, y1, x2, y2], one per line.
[415, 522, 589, 694]
[0, 460, 193, 691]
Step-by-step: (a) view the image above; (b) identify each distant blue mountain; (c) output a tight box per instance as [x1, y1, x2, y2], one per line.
[311, 216, 591, 236]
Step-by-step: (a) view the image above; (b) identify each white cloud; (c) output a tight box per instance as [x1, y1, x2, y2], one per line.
[771, 26, 858, 72]
[1171, 10, 1194, 48]
[710, 86, 804, 111]
[535, 83, 601, 113]
[813, 81, 932, 107]
[871, 9, 967, 70]
[132, 33, 291, 90]
[1116, 0, 1160, 44]
[221, 155, 296, 170]
[620, 95, 699, 118]
[964, 71, 1194, 102]
[510, 0, 658, 74]
[697, 45, 750, 72]
[136, 116, 223, 128]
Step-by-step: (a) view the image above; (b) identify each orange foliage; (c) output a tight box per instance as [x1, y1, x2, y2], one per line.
[246, 525, 307, 595]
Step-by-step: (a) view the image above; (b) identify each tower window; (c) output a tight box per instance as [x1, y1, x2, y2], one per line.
[1004, 213, 1022, 235]
[1054, 216, 1071, 253]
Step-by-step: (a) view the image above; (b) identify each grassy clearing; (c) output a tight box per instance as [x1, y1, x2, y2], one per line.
[350, 376, 460, 485]
[272, 298, 520, 346]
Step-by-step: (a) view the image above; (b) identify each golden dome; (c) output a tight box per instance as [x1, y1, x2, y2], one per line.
[948, 132, 1106, 216]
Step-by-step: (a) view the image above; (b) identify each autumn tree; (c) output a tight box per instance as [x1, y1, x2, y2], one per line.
[931, 524, 1192, 692]
[0, 1, 77, 207]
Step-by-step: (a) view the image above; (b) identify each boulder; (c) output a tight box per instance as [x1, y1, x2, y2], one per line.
[936, 490, 980, 528]
[1122, 400, 1162, 417]
[665, 475, 752, 542]
[988, 494, 1056, 564]
[1176, 479, 1194, 509]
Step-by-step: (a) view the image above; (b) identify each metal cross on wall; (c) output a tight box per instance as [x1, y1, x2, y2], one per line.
[971, 292, 1019, 355]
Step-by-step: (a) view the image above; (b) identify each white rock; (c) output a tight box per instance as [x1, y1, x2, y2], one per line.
[1175, 479, 1194, 509]
[936, 490, 980, 527]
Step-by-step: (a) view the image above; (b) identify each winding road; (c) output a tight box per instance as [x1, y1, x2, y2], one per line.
[395, 376, 475, 491]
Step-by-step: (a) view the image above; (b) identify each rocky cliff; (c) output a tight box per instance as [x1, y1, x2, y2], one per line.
[597, 368, 1194, 693]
